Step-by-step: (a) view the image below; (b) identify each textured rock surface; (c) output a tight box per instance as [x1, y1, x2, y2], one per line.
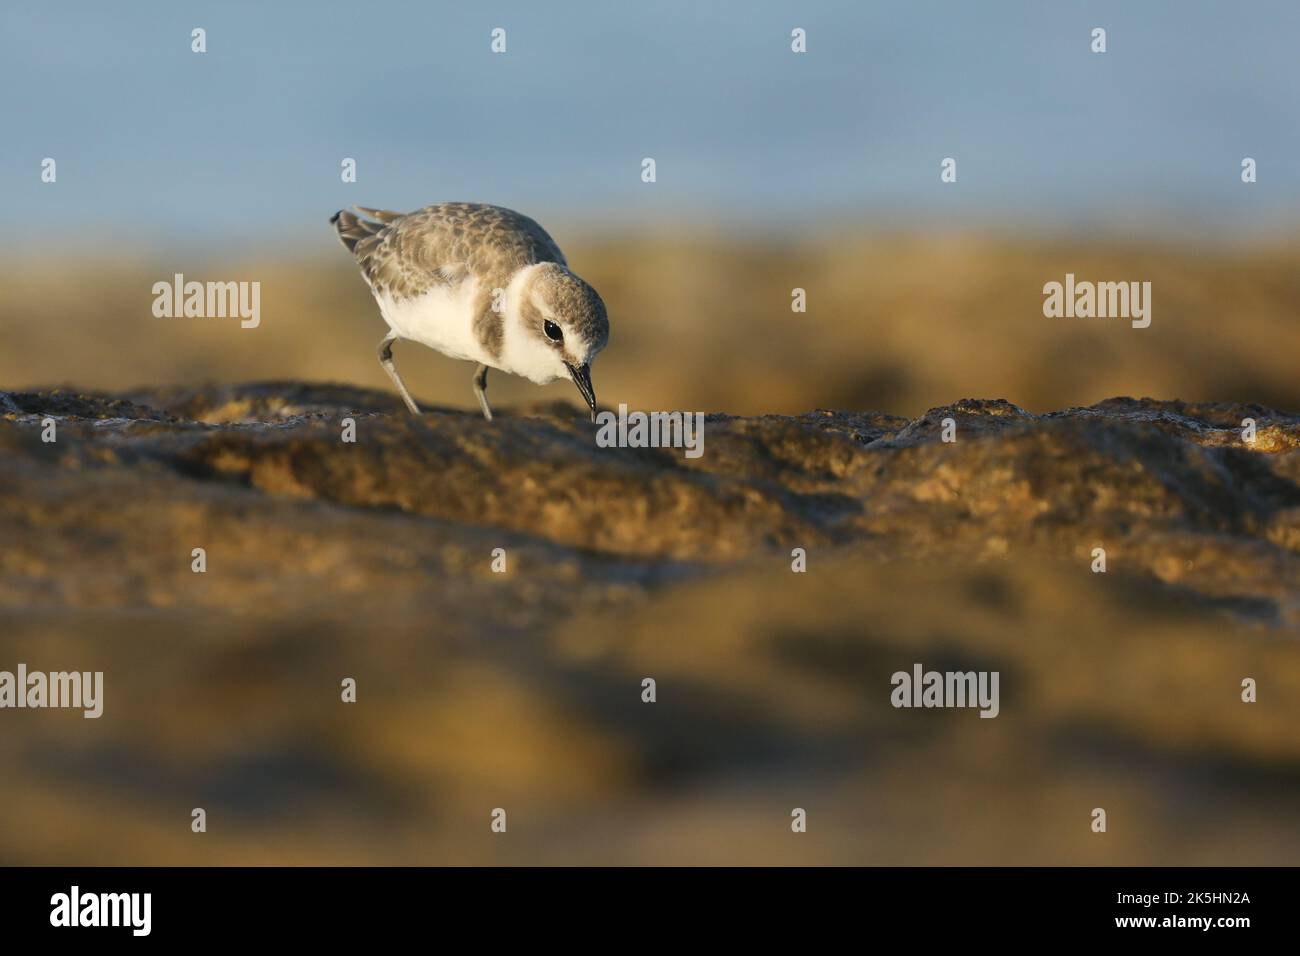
[2, 384, 1298, 864]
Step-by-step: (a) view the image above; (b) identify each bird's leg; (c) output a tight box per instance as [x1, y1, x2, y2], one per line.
[472, 363, 493, 421]
[376, 332, 421, 415]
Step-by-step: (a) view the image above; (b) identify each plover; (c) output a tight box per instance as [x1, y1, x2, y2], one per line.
[331, 202, 609, 421]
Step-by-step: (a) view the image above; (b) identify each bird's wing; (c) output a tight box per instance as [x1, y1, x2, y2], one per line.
[330, 203, 567, 300]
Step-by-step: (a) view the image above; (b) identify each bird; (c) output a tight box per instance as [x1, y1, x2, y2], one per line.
[330, 202, 609, 421]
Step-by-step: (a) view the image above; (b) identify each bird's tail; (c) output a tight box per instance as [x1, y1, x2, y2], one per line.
[330, 206, 403, 254]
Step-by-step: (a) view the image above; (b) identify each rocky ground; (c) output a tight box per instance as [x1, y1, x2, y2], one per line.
[2, 384, 1298, 864]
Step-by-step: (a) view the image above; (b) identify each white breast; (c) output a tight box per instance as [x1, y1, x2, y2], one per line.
[375, 279, 490, 365]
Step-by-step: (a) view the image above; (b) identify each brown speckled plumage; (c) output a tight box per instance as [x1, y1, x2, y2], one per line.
[332, 203, 583, 361]
[331, 202, 567, 301]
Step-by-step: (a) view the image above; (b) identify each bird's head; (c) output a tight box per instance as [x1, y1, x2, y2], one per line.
[506, 263, 609, 420]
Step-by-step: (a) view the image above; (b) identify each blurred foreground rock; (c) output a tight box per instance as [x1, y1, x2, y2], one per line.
[1, 384, 1298, 864]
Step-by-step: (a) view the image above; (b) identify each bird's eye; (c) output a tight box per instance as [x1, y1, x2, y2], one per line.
[543, 319, 563, 342]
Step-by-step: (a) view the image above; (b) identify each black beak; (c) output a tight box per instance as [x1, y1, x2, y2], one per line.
[565, 362, 597, 422]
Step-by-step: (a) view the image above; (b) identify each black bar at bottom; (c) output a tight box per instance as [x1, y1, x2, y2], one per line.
[0, 866, 1281, 941]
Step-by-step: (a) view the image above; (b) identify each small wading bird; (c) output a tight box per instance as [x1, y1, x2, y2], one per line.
[331, 203, 609, 421]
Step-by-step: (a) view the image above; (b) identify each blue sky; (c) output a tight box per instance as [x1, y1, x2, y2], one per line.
[4, 0, 1298, 249]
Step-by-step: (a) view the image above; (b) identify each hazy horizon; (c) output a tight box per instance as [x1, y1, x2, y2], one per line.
[5, 0, 1299, 249]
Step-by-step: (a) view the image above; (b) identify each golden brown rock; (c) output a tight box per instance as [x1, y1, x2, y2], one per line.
[1, 385, 1297, 863]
